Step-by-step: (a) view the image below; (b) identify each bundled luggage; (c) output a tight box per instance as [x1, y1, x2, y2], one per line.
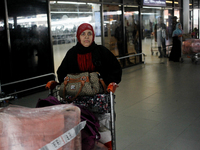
[36, 96, 109, 150]
[0, 104, 82, 150]
[182, 39, 200, 55]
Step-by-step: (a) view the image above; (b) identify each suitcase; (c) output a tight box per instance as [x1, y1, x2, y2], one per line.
[0, 104, 82, 150]
[182, 39, 200, 55]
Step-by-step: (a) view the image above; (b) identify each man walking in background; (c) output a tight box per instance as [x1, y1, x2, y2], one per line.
[154, 16, 168, 58]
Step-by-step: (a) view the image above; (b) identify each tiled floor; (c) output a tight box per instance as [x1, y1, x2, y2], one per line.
[115, 59, 200, 150]
[9, 41, 200, 150]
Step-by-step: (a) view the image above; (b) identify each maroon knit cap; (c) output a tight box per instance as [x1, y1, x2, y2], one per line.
[76, 23, 95, 44]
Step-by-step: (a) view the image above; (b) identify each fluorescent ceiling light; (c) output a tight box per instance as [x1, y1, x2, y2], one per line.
[125, 5, 138, 8]
[125, 11, 139, 14]
[51, 11, 93, 14]
[104, 11, 122, 16]
[51, 16, 92, 26]
[166, 1, 179, 4]
[166, 1, 172, 3]
[141, 13, 159, 15]
[57, 1, 86, 4]
[50, 1, 56, 4]
[143, 6, 162, 9]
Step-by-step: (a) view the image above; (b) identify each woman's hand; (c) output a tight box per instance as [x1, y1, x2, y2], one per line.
[45, 81, 58, 90]
[107, 82, 119, 93]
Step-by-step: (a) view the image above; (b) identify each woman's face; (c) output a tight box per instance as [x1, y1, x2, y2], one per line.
[178, 24, 181, 29]
[80, 30, 93, 47]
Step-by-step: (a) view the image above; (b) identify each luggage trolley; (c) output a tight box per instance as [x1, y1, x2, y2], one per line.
[151, 33, 159, 55]
[182, 39, 200, 64]
[166, 44, 173, 57]
[46, 79, 117, 150]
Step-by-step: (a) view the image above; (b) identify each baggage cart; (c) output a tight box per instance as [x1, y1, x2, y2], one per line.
[151, 32, 172, 57]
[166, 44, 172, 57]
[151, 33, 159, 56]
[182, 39, 200, 64]
[47, 79, 117, 150]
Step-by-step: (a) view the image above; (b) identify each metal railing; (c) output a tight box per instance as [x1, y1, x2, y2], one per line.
[0, 73, 55, 96]
[117, 53, 146, 64]
[0, 53, 145, 101]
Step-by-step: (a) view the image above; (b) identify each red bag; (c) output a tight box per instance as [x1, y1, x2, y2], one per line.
[36, 96, 62, 108]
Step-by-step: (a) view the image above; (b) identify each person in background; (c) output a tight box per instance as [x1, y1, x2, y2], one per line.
[132, 23, 139, 53]
[169, 23, 183, 62]
[57, 23, 122, 150]
[172, 16, 178, 33]
[154, 16, 169, 58]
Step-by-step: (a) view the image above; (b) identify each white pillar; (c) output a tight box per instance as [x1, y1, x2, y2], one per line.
[183, 0, 189, 33]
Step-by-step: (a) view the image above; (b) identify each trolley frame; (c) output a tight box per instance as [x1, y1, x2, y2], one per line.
[48, 85, 117, 150]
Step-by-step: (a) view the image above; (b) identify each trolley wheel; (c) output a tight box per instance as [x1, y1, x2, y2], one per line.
[180, 58, 184, 63]
[156, 52, 158, 56]
[191, 57, 195, 62]
[151, 51, 154, 55]
[192, 55, 199, 64]
[194, 57, 198, 64]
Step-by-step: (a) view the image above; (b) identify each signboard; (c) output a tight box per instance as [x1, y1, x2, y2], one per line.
[143, 0, 166, 7]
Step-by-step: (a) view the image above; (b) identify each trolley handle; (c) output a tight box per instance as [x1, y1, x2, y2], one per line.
[108, 83, 118, 150]
[45, 80, 58, 90]
[107, 82, 119, 93]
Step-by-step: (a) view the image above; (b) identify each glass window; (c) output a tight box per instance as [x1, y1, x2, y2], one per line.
[194, 0, 199, 8]
[103, 5, 124, 65]
[189, 10, 193, 33]
[141, 8, 160, 57]
[104, 0, 122, 3]
[102, 4, 141, 67]
[7, 0, 51, 81]
[124, 0, 138, 5]
[190, 0, 193, 9]
[1, 0, 54, 95]
[194, 9, 198, 28]
[78, 0, 100, 2]
[174, 9, 180, 22]
[193, 9, 198, 38]
[50, 2, 101, 73]
[164, 9, 173, 40]
[66, 0, 100, 2]
[0, 0, 10, 84]
[124, 6, 140, 64]
[141, 8, 172, 57]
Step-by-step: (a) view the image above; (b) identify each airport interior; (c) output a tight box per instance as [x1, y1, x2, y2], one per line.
[1, 0, 200, 150]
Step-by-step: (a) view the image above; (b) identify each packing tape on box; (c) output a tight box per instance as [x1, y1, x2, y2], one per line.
[39, 121, 86, 150]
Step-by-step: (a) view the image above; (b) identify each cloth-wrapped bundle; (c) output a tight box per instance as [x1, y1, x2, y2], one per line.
[0, 104, 81, 150]
[182, 39, 200, 55]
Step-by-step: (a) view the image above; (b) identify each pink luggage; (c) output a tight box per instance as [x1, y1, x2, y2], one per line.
[0, 104, 82, 150]
[182, 39, 200, 55]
